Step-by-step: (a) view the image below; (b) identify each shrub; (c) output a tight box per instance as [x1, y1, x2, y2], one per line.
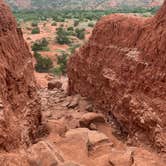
[51, 51, 68, 75]
[50, 67, 62, 76]
[32, 38, 49, 51]
[69, 44, 80, 54]
[67, 26, 74, 31]
[31, 27, 40, 34]
[56, 27, 71, 45]
[75, 28, 85, 40]
[88, 22, 94, 27]
[74, 20, 79, 27]
[66, 27, 75, 36]
[53, 16, 65, 22]
[31, 22, 38, 27]
[34, 52, 53, 72]
[51, 22, 57, 26]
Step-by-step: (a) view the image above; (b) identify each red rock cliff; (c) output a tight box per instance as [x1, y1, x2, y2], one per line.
[0, 1, 41, 151]
[68, 1, 166, 152]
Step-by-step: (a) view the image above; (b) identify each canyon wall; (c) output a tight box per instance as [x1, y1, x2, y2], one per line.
[68, 0, 166, 152]
[0, 0, 41, 151]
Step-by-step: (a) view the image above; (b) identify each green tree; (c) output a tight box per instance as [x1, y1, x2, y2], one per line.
[88, 22, 94, 27]
[32, 38, 49, 51]
[74, 20, 79, 27]
[34, 52, 53, 73]
[67, 26, 74, 31]
[51, 51, 68, 75]
[56, 27, 71, 45]
[75, 28, 85, 40]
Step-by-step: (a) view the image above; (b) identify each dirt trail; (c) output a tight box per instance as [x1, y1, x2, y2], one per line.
[0, 76, 165, 165]
[21, 77, 164, 166]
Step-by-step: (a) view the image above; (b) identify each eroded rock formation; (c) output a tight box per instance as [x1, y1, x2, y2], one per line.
[0, 0, 41, 151]
[68, 0, 166, 152]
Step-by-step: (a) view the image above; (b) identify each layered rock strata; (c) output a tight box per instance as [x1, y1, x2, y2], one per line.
[68, 0, 166, 152]
[0, 0, 41, 151]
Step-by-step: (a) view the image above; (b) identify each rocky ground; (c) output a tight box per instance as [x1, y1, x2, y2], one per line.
[3, 77, 163, 166]
[0, 77, 165, 165]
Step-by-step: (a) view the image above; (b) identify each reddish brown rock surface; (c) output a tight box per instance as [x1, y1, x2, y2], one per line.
[68, 0, 166, 152]
[0, 0, 41, 151]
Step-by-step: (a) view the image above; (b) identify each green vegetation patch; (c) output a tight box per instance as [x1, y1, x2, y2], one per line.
[32, 38, 49, 51]
[34, 52, 53, 73]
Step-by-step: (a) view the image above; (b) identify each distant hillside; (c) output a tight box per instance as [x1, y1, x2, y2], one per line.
[5, 0, 164, 10]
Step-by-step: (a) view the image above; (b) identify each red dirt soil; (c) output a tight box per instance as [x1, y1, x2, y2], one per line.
[68, 0, 166, 153]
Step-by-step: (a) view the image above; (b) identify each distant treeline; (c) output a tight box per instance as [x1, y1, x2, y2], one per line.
[14, 7, 160, 22]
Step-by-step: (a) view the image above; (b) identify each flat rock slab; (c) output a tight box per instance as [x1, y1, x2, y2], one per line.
[27, 141, 64, 166]
[66, 128, 109, 145]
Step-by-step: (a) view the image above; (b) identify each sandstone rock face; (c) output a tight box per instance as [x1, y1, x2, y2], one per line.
[68, 0, 166, 152]
[0, 1, 41, 150]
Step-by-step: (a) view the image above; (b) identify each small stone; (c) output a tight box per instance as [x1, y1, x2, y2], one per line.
[61, 101, 70, 107]
[67, 95, 80, 109]
[0, 103, 4, 109]
[0, 98, 3, 109]
[140, 118, 145, 124]
[126, 138, 133, 146]
[89, 123, 97, 130]
[88, 130, 109, 145]
[85, 104, 93, 112]
[43, 111, 52, 118]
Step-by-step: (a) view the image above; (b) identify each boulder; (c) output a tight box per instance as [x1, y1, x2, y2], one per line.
[47, 119, 67, 136]
[88, 130, 109, 145]
[131, 148, 165, 166]
[48, 81, 62, 90]
[108, 149, 133, 166]
[27, 141, 64, 166]
[56, 130, 89, 165]
[66, 128, 109, 145]
[79, 113, 105, 128]
[94, 147, 166, 166]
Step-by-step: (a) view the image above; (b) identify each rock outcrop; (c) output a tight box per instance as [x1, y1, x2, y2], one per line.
[68, 0, 166, 152]
[0, 0, 41, 151]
